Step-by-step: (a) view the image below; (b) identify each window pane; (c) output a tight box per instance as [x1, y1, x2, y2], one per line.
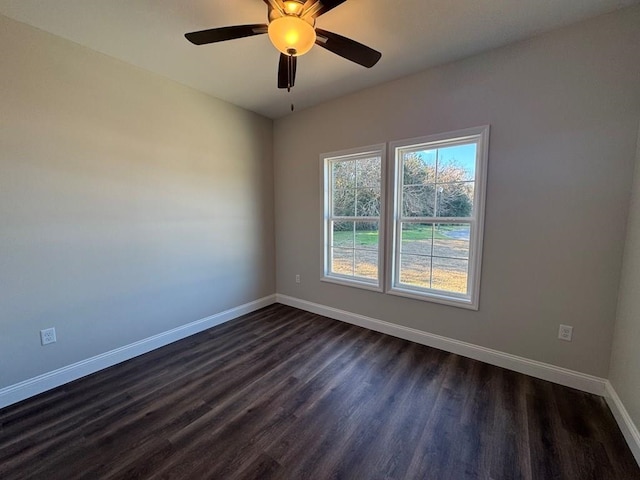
[437, 144, 477, 182]
[331, 248, 353, 276]
[323, 146, 384, 288]
[331, 223, 379, 281]
[432, 224, 470, 259]
[333, 189, 355, 216]
[435, 182, 474, 217]
[355, 250, 378, 280]
[356, 188, 380, 217]
[431, 258, 469, 294]
[391, 127, 488, 305]
[332, 161, 355, 190]
[356, 157, 381, 188]
[354, 222, 379, 250]
[399, 254, 431, 288]
[332, 221, 354, 247]
[401, 223, 433, 255]
[402, 185, 435, 217]
[402, 150, 436, 185]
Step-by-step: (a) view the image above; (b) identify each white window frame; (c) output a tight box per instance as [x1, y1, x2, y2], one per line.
[321, 144, 386, 291]
[386, 126, 489, 310]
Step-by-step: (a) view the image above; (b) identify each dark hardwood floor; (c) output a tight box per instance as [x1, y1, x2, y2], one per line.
[1, 304, 638, 479]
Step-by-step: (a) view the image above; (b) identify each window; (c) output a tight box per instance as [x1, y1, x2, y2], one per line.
[322, 145, 385, 290]
[320, 127, 488, 309]
[388, 126, 489, 309]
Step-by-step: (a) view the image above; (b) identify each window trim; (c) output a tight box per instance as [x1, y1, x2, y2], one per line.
[386, 126, 490, 310]
[320, 144, 386, 291]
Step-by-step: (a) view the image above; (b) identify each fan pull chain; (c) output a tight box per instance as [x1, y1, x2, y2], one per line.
[287, 53, 294, 92]
[288, 52, 295, 111]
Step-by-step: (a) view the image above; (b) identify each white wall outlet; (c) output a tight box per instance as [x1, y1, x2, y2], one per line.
[295, 274, 301, 284]
[558, 324, 573, 342]
[40, 327, 57, 345]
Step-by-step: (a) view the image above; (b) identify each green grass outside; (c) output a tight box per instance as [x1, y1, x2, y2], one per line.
[333, 225, 462, 247]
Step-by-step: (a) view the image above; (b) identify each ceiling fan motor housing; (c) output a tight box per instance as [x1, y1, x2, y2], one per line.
[268, 1, 313, 24]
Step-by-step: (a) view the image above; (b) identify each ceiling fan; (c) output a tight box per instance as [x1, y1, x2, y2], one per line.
[185, 0, 382, 92]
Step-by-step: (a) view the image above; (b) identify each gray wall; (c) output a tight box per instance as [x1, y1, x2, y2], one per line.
[273, 7, 640, 377]
[610, 124, 640, 429]
[0, 15, 275, 388]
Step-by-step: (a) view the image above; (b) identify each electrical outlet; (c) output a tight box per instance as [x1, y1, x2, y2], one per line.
[558, 324, 573, 342]
[295, 274, 301, 284]
[40, 328, 57, 345]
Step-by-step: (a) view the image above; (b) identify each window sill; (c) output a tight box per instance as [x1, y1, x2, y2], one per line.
[321, 275, 383, 293]
[386, 286, 479, 311]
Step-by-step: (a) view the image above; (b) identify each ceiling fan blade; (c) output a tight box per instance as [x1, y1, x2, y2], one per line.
[278, 53, 297, 90]
[305, 0, 347, 18]
[185, 24, 268, 45]
[315, 28, 381, 68]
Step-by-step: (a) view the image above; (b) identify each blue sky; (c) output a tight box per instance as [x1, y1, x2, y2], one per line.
[414, 143, 477, 181]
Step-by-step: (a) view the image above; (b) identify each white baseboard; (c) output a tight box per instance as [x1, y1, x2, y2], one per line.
[605, 381, 640, 466]
[0, 294, 277, 410]
[276, 294, 607, 396]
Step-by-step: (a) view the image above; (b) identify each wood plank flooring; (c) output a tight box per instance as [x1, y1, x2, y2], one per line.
[1, 304, 638, 479]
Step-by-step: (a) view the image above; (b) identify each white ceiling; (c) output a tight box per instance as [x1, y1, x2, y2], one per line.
[0, 0, 637, 119]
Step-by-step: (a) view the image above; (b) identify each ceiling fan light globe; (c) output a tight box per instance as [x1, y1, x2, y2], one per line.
[268, 16, 316, 56]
